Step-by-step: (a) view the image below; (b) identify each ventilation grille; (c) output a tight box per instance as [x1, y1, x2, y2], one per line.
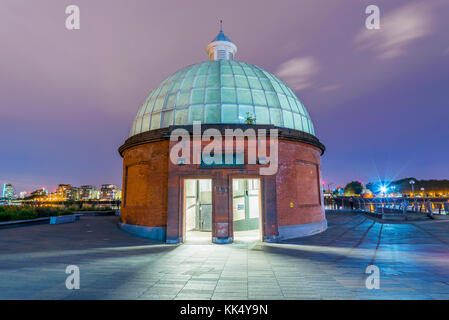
[217, 49, 226, 60]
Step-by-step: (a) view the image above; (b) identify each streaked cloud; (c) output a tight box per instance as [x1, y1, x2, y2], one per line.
[275, 56, 320, 90]
[355, 2, 435, 59]
[318, 84, 341, 92]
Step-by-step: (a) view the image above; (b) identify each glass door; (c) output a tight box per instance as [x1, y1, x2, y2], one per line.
[232, 179, 261, 240]
[184, 179, 212, 242]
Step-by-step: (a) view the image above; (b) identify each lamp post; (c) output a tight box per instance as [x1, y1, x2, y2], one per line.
[409, 180, 415, 197]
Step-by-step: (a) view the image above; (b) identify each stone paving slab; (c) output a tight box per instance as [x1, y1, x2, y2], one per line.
[0, 213, 448, 299]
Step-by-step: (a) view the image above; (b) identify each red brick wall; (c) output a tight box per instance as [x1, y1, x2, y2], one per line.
[276, 140, 325, 226]
[165, 138, 272, 241]
[119, 137, 325, 237]
[120, 140, 169, 227]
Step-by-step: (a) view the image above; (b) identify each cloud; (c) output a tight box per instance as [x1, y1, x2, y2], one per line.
[275, 56, 320, 90]
[355, 2, 435, 59]
[318, 84, 341, 92]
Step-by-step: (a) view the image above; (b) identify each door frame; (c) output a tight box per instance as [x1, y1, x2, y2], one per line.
[228, 175, 264, 241]
[180, 175, 214, 243]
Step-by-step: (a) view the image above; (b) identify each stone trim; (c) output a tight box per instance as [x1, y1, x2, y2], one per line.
[278, 219, 328, 240]
[118, 124, 325, 157]
[118, 222, 166, 241]
[213, 236, 233, 244]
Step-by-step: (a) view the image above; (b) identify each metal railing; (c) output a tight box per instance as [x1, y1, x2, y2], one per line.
[324, 196, 449, 215]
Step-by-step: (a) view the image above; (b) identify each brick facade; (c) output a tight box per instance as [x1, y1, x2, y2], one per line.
[119, 125, 325, 243]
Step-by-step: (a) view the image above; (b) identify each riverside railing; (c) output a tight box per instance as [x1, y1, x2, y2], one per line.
[324, 196, 449, 215]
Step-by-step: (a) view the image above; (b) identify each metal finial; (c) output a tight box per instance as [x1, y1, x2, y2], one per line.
[220, 20, 223, 31]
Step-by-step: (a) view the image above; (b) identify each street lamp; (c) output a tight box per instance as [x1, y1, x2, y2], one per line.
[409, 180, 415, 197]
[380, 185, 388, 197]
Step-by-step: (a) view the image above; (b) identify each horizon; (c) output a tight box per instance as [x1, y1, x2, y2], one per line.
[5, 175, 449, 196]
[1, 0, 449, 192]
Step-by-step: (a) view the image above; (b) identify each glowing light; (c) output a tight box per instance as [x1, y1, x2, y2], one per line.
[380, 186, 388, 193]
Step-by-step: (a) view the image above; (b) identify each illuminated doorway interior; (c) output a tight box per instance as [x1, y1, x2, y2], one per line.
[184, 179, 212, 243]
[232, 179, 261, 242]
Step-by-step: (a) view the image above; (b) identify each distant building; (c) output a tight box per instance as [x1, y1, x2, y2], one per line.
[100, 184, 121, 201]
[28, 188, 48, 201]
[66, 187, 79, 201]
[30, 189, 47, 197]
[56, 184, 71, 200]
[2, 184, 15, 199]
[79, 185, 99, 200]
[19, 191, 27, 199]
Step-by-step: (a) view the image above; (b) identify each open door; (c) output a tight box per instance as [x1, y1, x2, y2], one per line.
[184, 179, 212, 243]
[232, 179, 261, 242]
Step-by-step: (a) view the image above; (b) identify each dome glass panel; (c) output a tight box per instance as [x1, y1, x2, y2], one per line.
[129, 60, 316, 137]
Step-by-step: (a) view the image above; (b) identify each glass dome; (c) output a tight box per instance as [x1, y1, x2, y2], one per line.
[129, 60, 315, 137]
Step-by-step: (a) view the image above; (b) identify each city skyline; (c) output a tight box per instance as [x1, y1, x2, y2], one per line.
[1, 0, 449, 191]
[1, 182, 121, 199]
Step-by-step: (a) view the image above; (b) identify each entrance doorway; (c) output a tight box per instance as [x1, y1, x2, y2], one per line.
[232, 179, 262, 242]
[184, 179, 212, 243]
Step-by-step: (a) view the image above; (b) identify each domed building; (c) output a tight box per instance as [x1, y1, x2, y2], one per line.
[118, 28, 326, 243]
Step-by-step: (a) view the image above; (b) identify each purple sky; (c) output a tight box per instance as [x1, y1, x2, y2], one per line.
[1, 0, 448, 193]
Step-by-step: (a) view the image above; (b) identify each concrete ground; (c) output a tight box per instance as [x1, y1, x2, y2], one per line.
[186, 230, 260, 243]
[0, 212, 448, 300]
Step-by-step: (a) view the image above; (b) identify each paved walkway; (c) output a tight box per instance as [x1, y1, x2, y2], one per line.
[0, 212, 448, 299]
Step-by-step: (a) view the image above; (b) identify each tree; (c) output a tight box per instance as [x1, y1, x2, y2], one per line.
[344, 181, 364, 195]
[366, 182, 376, 193]
[244, 112, 256, 124]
